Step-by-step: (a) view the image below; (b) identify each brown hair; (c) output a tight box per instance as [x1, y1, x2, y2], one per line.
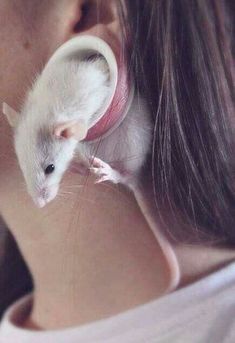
[119, 0, 235, 245]
[0, 219, 32, 319]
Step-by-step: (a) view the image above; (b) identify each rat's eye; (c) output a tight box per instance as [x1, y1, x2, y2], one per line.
[45, 164, 55, 175]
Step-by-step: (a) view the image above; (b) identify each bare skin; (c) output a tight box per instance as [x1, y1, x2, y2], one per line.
[0, 0, 235, 330]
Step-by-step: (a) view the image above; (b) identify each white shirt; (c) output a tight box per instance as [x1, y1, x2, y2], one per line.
[1, 261, 235, 342]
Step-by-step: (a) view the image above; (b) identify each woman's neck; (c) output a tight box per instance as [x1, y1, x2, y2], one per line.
[1, 168, 235, 330]
[1, 170, 172, 329]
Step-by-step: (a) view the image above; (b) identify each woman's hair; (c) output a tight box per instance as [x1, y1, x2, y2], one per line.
[0, 0, 234, 317]
[0, 219, 33, 319]
[118, 0, 235, 245]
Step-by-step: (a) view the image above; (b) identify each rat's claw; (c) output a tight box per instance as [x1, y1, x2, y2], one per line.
[89, 166, 100, 175]
[89, 156, 106, 168]
[94, 176, 112, 184]
[89, 157, 122, 184]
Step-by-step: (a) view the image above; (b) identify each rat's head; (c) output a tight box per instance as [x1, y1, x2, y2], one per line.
[14, 118, 79, 208]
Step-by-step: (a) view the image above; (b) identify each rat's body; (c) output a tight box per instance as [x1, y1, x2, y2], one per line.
[79, 96, 152, 187]
[14, 57, 153, 207]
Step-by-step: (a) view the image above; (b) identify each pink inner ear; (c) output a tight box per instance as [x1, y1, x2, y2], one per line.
[54, 120, 88, 141]
[61, 128, 72, 139]
[54, 126, 72, 139]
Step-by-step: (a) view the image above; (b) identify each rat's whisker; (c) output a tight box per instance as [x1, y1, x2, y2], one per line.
[58, 189, 95, 203]
[63, 184, 84, 190]
[56, 193, 67, 199]
[63, 185, 83, 191]
[60, 191, 76, 196]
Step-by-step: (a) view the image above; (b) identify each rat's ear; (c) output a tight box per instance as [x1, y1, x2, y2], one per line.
[54, 120, 88, 141]
[2, 102, 19, 127]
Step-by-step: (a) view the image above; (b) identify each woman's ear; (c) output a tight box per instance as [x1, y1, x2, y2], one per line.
[2, 102, 19, 128]
[54, 119, 88, 141]
[66, 0, 120, 55]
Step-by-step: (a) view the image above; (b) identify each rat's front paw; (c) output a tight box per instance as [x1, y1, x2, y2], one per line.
[89, 157, 123, 184]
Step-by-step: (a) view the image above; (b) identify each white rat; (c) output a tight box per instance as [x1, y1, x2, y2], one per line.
[7, 56, 153, 208]
[3, 57, 181, 291]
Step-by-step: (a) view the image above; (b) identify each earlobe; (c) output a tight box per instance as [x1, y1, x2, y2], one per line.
[54, 119, 88, 141]
[2, 102, 20, 128]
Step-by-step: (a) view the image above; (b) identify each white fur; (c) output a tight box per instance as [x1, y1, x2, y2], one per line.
[79, 96, 153, 187]
[14, 57, 153, 207]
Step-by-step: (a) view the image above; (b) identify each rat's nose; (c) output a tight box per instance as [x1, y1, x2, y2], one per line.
[33, 187, 48, 208]
[34, 197, 47, 208]
[33, 185, 59, 208]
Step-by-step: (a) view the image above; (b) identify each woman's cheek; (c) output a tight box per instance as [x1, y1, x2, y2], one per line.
[0, 26, 40, 203]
